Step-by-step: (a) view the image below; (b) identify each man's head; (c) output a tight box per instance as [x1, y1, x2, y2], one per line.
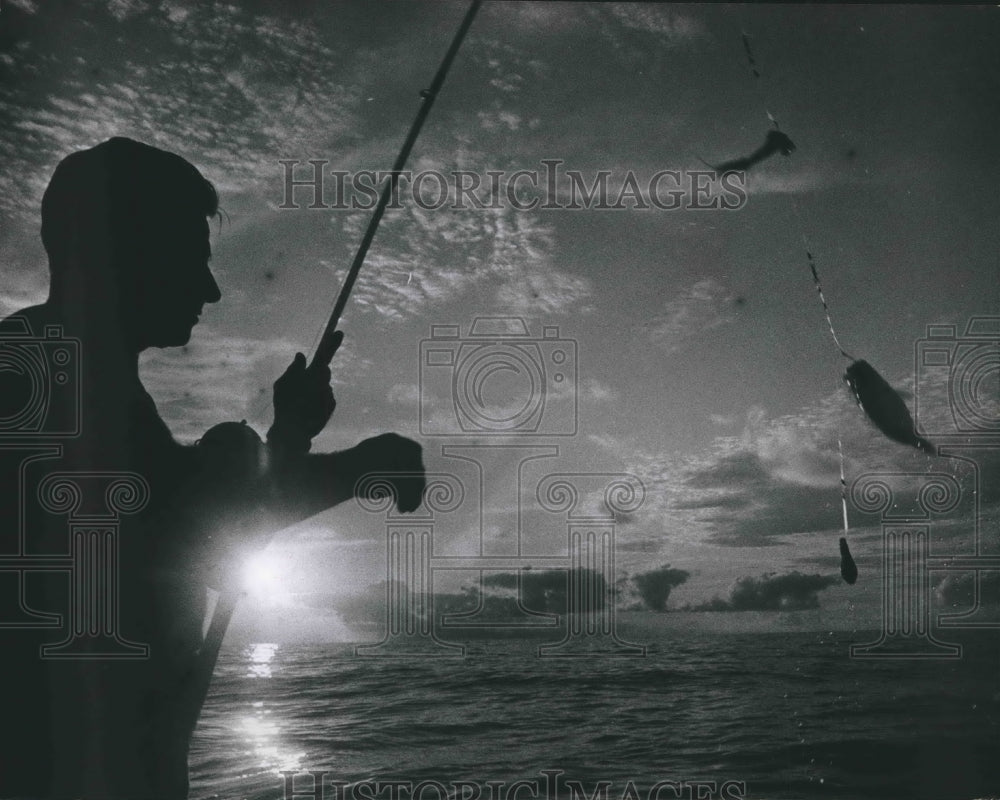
[41, 137, 222, 350]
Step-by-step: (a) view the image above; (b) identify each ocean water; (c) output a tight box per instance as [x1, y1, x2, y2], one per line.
[189, 631, 1000, 800]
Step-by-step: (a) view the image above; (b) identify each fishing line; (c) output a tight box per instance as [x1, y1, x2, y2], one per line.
[802, 234, 854, 361]
[739, 27, 854, 364]
[737, 25, 858, 579]
[741, 31, 782, 131]
[836, 433, 849, 534]
[741, 24, 853, 364]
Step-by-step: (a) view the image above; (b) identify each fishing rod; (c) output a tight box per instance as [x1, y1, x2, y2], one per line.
[182, 0, 483, 735]
[313, 0, 483, 367]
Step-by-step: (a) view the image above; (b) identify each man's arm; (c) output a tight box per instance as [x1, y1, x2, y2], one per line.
[262, 337, 425, 520]
[266, 432, 426, 520]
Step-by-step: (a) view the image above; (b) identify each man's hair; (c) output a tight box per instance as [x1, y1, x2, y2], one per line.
[41, 137, 219, 275]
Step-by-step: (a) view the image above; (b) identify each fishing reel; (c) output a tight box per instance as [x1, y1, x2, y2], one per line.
[195, 420, 266, 482]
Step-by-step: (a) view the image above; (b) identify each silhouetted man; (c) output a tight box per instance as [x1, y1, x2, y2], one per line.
[0, 137, 425, 799]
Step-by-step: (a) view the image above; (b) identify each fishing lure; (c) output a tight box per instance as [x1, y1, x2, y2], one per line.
[839, 537, 858, 585]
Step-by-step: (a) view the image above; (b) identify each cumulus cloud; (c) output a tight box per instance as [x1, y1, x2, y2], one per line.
[689, 571, 839, 612]
[679, 448, 847, 546]
[328, 568, 613, 632]
[596, 353, 982, 551]
[483, 568, 608, 614]
[660, 376, 990, 549]
[630, 564, 690, 611]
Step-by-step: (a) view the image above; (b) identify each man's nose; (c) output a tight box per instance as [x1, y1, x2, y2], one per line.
[203, 266, 222, 304]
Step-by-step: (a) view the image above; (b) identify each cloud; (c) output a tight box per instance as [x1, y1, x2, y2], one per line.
[0, 0, 598, 376]
[320, 178, 594, 321]
[482, 568, 608, 614]
[743, 171, 826, 196]
[386, 382, 421, 407]
[311, 581, 482, 631]
[630, 564, 690, 611]
[323, 581, 404, 628]
[0, 284, 48, 319]
[139, 327, 304, 440]
[0, 3, 369, 222]
[604, 6, 708, 42]
[477, 110, 521, 131]
[584, 378, 618, 403]
[6, 0, 39, 13]
[934, 572, 1000, 609]
[593, 5, 710, 60]
[661, 402, 855, 546]
[673, 494, 751, 511]
[689, 571, 839, 612]
[328, 568, 613, 632]
[680, 449, 845, 546]
[490, 4, 586, 36]
[659, 373, 993, 549]
[591, 351, 986, 549]
[641, 278, 735, 354]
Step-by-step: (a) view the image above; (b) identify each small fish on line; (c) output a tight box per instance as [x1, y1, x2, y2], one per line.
[844, 360, 937, 455]
[839, 537, 858, 585]
[702, 130, 796, 174]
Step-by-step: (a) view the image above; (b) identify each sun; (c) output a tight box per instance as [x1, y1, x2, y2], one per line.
[243, 551, 283, 597]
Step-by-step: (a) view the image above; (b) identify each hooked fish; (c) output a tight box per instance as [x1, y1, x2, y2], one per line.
[704, 130, 796, 174]
[844, 360, 937, 455]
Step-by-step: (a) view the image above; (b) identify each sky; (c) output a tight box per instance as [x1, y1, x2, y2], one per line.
[1, 1, 998, 643]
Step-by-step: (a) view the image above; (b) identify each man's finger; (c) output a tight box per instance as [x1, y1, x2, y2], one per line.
[278, 352, 305, 382]
[307, 333, 341, 378]
[306, 362, 332, 383]
[328, 330, 344, 359]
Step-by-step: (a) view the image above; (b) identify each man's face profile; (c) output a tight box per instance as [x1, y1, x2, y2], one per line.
[38, 138, 224, 353]
[126, 215, 221, 350]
